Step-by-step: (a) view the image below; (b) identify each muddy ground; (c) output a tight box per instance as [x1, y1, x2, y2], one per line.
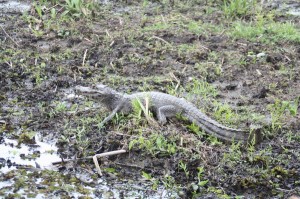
[0, 0, 300, 198]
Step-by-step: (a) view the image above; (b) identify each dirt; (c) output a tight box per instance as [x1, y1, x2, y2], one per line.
[0, 0, 300, 198]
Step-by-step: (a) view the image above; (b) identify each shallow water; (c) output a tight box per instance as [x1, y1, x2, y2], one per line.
[0, 134, 61, 173]
[0, 0, 31, 14]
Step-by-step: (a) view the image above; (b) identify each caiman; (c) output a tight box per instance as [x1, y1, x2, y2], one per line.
[75, 84, 261, 144]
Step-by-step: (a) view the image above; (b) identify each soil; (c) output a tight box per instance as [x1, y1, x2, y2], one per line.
[0, 0, 300, 198]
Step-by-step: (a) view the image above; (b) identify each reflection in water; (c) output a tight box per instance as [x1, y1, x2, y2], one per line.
[0, 134, 61, 173]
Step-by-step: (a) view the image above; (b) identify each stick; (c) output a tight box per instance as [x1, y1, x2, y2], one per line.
[150, 35, 172, 47]
[93, 150, 127, 176]
[52, 149, 127, 176]
[82, 49, 88, 67]
[0, 25, 19, 47]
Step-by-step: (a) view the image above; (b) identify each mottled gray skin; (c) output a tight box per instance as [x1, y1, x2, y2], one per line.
[75, 84, 260, 143]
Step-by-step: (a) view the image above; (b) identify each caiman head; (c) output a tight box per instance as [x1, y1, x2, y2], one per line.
[75, 84, 123, 111]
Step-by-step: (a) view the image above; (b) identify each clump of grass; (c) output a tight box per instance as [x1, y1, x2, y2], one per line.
[129, 133, 177, 157]
[185, 79, 218, 101]
[223, 0, 258, 19]
[63, 0, 97, 18]
[267, 98, 299, 131]
[229, 20, 300, 43]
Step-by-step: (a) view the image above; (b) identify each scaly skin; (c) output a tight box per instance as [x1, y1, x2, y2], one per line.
[75, 85, 261, 143]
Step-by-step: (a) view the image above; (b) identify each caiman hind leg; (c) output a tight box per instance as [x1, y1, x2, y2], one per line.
[156, 105, 177, 124]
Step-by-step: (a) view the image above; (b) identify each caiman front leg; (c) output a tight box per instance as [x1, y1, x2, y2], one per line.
[99, 100, 126, 127]
[156, 105, 177, 124]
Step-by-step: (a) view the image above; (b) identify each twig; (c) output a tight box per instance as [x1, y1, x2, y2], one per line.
[52, 149, 127, 176]
[52, 156, 92, 165]
[284, 55, 291, 62]
[150, 35, 172, 47]
[5, 61, 13, 68]
[198, 43, 210, 51]
[161, 14, 167, 26]
[169, 72, 180, 92]
[0, 25, 19, 47]
[109, 40, 115, 47]
[105, 29, 111, 39]
[82, 49, 88, 67]
[93, 150, 127, 176]
[114, 162, 145, 169]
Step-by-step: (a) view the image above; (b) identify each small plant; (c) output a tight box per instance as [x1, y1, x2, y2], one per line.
[50, 8, 57, 19]
[187, 21, 203, 35]
[141, 171, 159, 190]
[65, 0, 83, 14]
[103, 167, 117, 174]
[185, 79, 218, 101]
[34, 3, 44, 19]
[267, 98, 299, 130]
[223, 0, 257, 19]
[230, 20, 300, 43]
[162, 174, 176, 190]
[54, 101, 68, 113]
[129, 133, 177, 157]
[63, 0, 96, 18]
[131, 96, 156, 125]
[191, 167, 209, 195]
[187, 122, 204, 138]
[178, 160, 189, 178]
[196, 167, 208, 187]
[213, 102, 237, 125]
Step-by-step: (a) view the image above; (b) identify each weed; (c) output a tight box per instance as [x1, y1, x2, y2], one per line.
[196, 167, 208, 187]
[178, 160, 189, 178]
[221, 141, 242, 166]
[54, 101, 68, 113]
[131, 97, 157, 125]
[162, 174, 176, 190]
[230, 20, 300, 43]
[177, 44, 197, 58]
[49, 101, 68, 117]
[185, 79, 218, 101]
[129, 133, 177, 157]
[187, 122, 204, 138]
[212, 102, 237, 125]
[34, 3, 44, 19]
[143, 22, 171, 32]
[50, 8, 56, 19]
[103, 167, 117, 174]
[187, 21, 203, 36]
[223, 0, 257, 19]
[190, 167, 209, 196]
[267, 98, 299, 130]
[141, 171, 159, 190]
[63, 0, 85, 17]
[18, 131, 36, 145]
[284, 130, 300, 143]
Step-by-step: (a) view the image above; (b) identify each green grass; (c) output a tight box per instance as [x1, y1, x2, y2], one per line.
[129, 133, 177, 157]
[185, 79, 218, 101]
[223, 0, 258, 19]
[143, 22, 171, 32]
[229, 20, 300, 43]
[267, 98, 299, 131]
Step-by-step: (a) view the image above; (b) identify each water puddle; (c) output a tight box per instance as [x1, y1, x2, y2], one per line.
[0, 0, 31, 14]
[0, 133, 61, 173]
[267, 1, 300, 16]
